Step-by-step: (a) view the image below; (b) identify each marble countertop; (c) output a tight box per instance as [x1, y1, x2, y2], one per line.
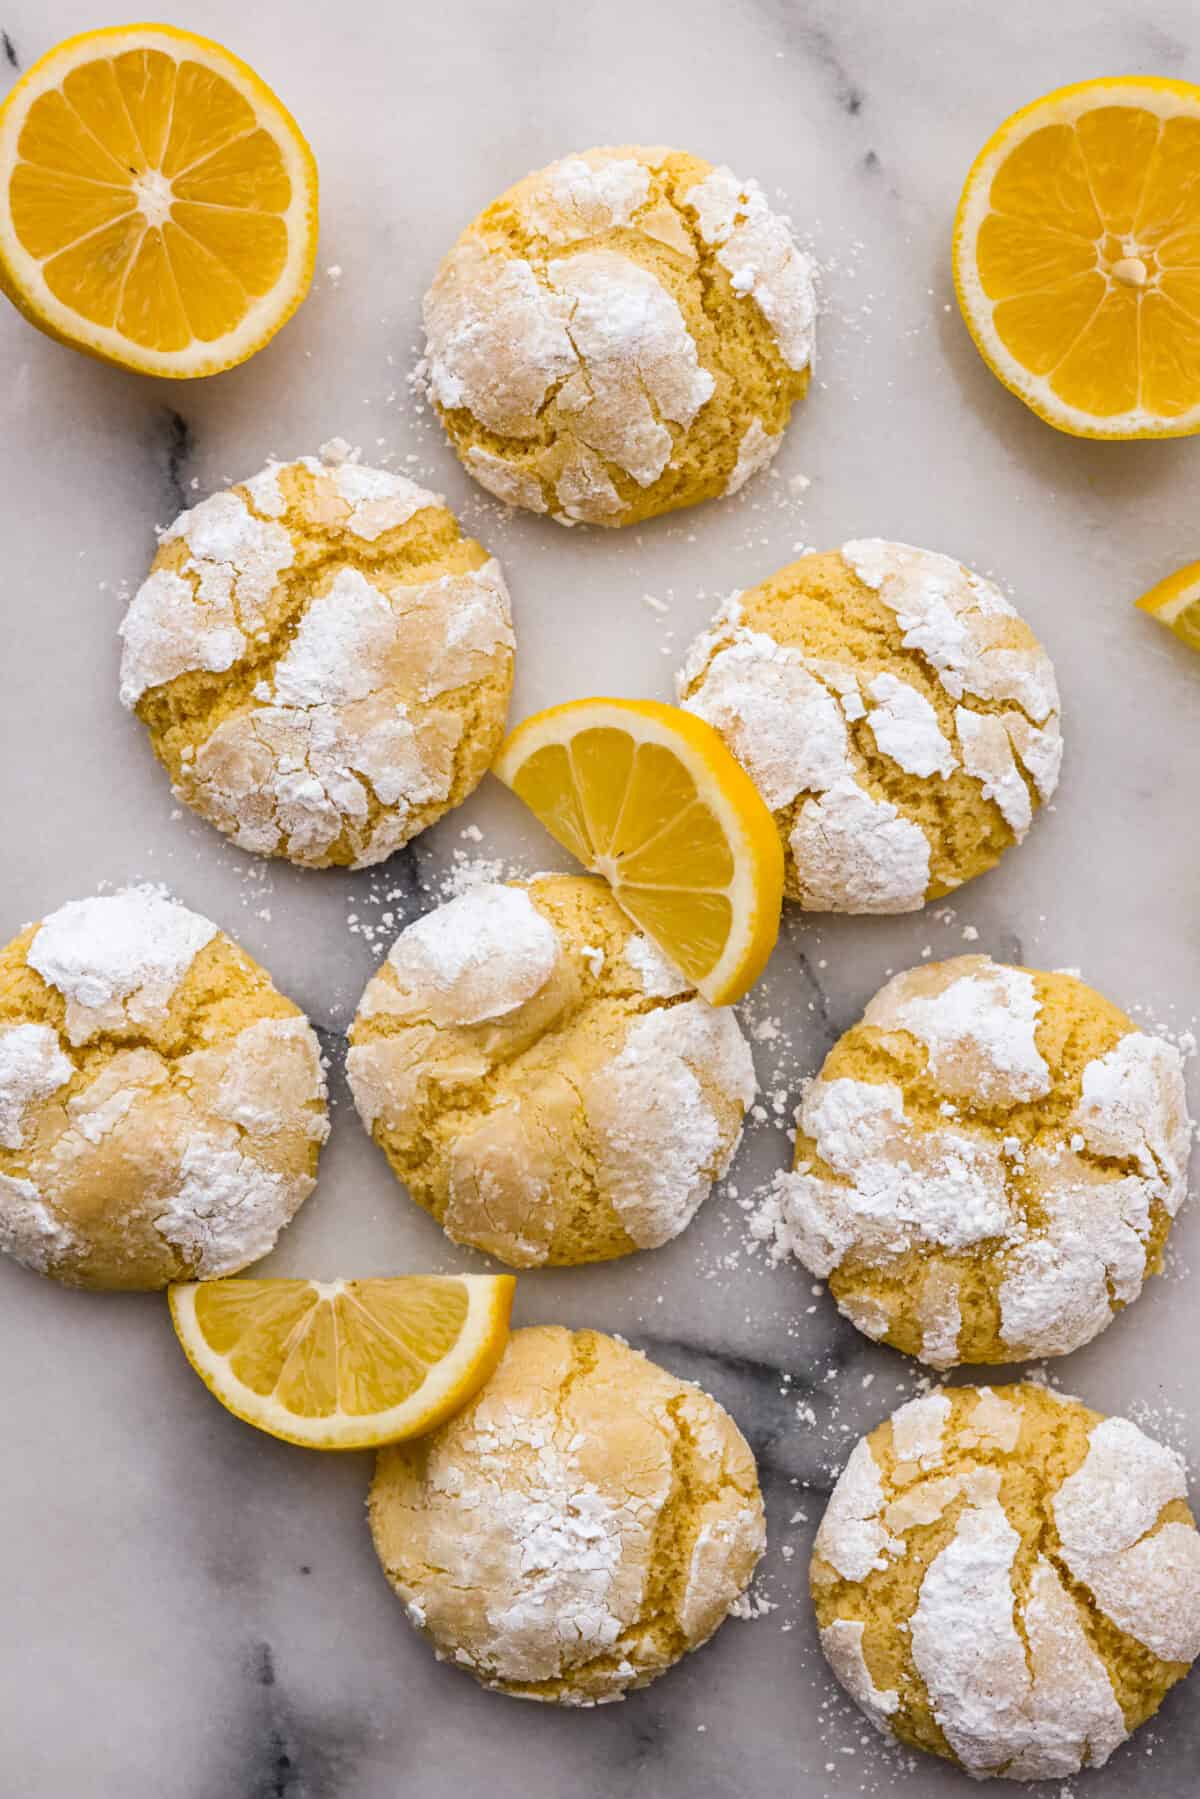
[3, 1, 1200, 1794]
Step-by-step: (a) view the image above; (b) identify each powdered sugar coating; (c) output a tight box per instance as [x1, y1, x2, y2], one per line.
[362, 885, 561, 1029]
[1053, 1417, 1200, 1663]
[0, 890, 328, 1289]
[818, 1620, 899, 1733]
[586, 1000, 755, 1248]
[676, 544, 1062, 912]
[813, 1386, 1199, 1780]
[520, 155, 652, 243]
[348, 877, 754, 1267]
[370, 1327, 763, 1702]
[725, 418, 784, 495]
[120, 455, 512, 869]
[683, 165, 817, 371]
[0, 1024, 72, 1148]
[756, 955, 1191, 1365]
[28, 887, 217, 1045]
[789, 780, 931, 913]
[423, 147, 814, 525]
[843, 539, 1059, 722]
[865, 959, 1050, 1105]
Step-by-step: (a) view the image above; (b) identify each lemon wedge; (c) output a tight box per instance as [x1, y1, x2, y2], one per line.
[494, 697, 783, 1006]
[954, 77, 1200, 437]
[0, 23, 317, 376]
[168, 1274, 514, 1450]
[1137, 560, 1200, 652]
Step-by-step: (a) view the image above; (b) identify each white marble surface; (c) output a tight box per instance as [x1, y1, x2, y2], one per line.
[3, 1, 1200, 1794]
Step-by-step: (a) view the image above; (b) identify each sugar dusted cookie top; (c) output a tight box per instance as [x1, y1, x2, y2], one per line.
[812, 1384, 1200, 1780]
[119, 442, 515, 869]
[370, 1325, 764, 1703]
[422, 146, 816, 527]
[0, 887, 328, 1290]
[676, 541, 1062, 912]
[346, 875, 755, 1267]
[755, 954, 1190, 1365]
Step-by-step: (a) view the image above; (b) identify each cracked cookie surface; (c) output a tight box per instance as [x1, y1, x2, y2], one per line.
[676, 542, 1062, 910]
[370, 1325, 765, 1703]
[0, 886, 328, 1289]
[346, 875, 756, 1267]
[119, 442, 515, 868]
[422, 146, 815, 526]
[755, 954, 1191, 1365]
[812, 1384, 1200, 1780]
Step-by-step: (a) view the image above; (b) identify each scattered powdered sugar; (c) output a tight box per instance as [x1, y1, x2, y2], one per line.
[1052, 1417, 1200, 1664]
[684, 165, 817, 371]
[362, 884, 561, 1029]
[0, 1024, 72, 1148]
[28, 887, 217, 1045]
[865, 959, 1051, 1106]
[587, 1000, 756, 1248]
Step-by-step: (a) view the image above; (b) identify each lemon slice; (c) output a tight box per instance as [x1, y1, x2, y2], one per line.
[168, 1274, 514, 1450]
[954, 77, 1200, 437]
[1137, 560, 1200, 652]
[493, 697, 784, 1005]
[0, 24, 318, 377]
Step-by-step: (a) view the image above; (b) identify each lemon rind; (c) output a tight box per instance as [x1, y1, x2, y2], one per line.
[953, 74, 1200, 440]
[493, 697, 783, 1007]
[0, 22, 318, 378]
[167, 1274, 514, 1450]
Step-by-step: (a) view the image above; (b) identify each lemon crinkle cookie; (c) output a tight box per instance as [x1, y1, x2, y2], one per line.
[422, 146, 816, 526]
[755, 954, 1190, 1365]
[676, 541, 1062, 911]
[346, 876, 755, 1266]
[118, 441, 515, 868]
[370, 1325, 765, 1702]
[0, 887, 328, 1289]
[812, 1384, 1200, 1780]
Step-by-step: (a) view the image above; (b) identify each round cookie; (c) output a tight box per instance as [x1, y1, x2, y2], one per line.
[0, 886, 328, 1289]
[811, 1383, 1200, 1781]
[755, 955, 1190, 1365]
[346, 876, 755, 1267]
[422, 145, 816, 526]
[118, 441, 515, 868]
[370, 1325, 765, 1703]
[676, 541, 1062, 911]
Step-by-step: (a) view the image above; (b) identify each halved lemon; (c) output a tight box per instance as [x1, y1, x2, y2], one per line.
[1137, 559, 1200, 651]
[493, 697, 784, 1006]
[168, 1275, 514, 1450]
[0, 23, 318, 377]
[954, 77, 1200, 437]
